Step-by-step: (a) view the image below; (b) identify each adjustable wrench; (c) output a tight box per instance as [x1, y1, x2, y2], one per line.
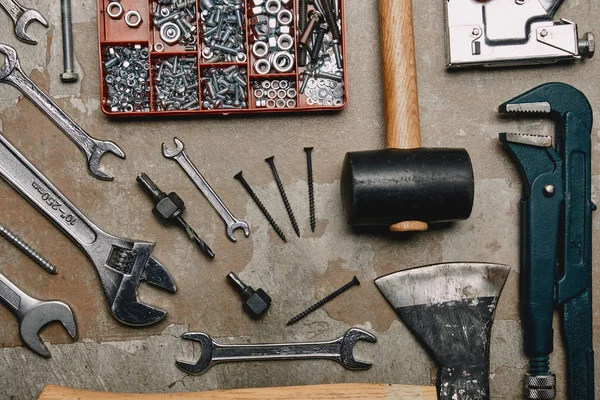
[0, 0, 47, 44]
[0, 133, 176, 326]
[162, 137, 250, 242]
[0, 270, 76, 357]
[177, 328, 376, 375]
[0, 44, 125, 181]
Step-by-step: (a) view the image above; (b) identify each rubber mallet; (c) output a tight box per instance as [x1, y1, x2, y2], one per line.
[341, 0, 474, 231]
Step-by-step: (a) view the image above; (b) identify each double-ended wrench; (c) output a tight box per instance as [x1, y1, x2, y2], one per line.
[176, 328, 376, 375]
[163, 137, 250, 242]
[0, 270, 76, 357]
[0, 0, 47, 44]
[0, 133, 176, 326]
[0, 44, 125, 181]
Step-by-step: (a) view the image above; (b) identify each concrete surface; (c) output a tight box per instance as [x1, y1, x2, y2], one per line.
[0, 0, 598, 399]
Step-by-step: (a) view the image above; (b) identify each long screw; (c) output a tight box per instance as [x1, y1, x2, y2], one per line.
[234, 171, 287, 243]
[297, 0, 309, 66]
[0, 224, 57, 274]
[304, 147, 316, 232]
[137, 173, 215, 259]
[265, 156, 300, 237]
[286, 276, 360, 326]
[60, 0, 79, 82]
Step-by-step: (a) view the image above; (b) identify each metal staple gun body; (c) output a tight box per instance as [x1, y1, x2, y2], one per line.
[0, 134, 176, 326]
[445, 0, 595, 68]
[0, 44, 125, 181]
[499, 83, 595, 399]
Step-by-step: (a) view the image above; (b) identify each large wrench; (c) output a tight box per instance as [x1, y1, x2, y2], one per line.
[176, 328, 376, 375]
[0, 270, 76, 357]
[162, 137, 250, 242]
[0, 133, 176, 326]
[0, 0, 47, 44]
[0, 44, 125, 181]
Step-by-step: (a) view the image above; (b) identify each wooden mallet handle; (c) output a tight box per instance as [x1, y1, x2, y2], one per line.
[379, 0, 427, 232]
[38, 384, 437, 400]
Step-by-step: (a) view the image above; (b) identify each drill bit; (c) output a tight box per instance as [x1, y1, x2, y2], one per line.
[137, 173, 215, 260]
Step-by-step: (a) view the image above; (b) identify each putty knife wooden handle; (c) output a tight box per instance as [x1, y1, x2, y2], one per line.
[38, 383, 437, 399]
[379, 0, 427, 232]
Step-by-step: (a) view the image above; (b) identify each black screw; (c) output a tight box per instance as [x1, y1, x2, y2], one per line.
[304, 147, 316, 233]
[265, 156, 300, 237]
[137, 173, 215, 259]
[320, 0, 340, 41]
[298, 0, 309, 66]
[234, 171, 287, 243]
[286, 276, 360, 326]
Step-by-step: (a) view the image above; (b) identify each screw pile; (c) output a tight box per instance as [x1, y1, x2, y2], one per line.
[152, 0, 198, 48]
[154, 55, 199, 111]
[103, 45, 151, 113]
[200, 0, 246, 63]
[201, 66, 248, 110]
[287, 276, 360, 326]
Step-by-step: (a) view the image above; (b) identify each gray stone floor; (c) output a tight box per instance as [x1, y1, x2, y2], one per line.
[0, 0, 598, 399]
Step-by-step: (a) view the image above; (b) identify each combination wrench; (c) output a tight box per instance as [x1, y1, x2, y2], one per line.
[176, 328, 376, 374]
[163, 137, 250, 242]
[0, 0, 47, 44]
[0, 44, 125, 181]
[0, 270, 76, 357]
[0, 133, 176, 326]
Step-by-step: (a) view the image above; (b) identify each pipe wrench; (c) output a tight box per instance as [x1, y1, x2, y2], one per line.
[499, 83, 595, 399]
[0, 133, 176, 326]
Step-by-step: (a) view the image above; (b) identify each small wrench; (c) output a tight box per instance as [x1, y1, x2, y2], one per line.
[0, 44, 125, 181]
[0, 0, 47, 45]
[162, 137, 250, 242]
[0, 133, 176, 326]
[176, 328, 376, 375]
[0, 270, 76, 357]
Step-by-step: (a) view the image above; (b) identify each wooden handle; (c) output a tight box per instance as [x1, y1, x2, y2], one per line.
[380, 0, 421, 150]
[38, 384, 437, 400]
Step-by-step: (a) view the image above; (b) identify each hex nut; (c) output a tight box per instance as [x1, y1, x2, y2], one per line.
[153, 193, 185, 222]
[243, 288, 272, 319]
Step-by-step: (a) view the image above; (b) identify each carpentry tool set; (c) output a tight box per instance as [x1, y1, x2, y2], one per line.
[0, 0, 595, 399]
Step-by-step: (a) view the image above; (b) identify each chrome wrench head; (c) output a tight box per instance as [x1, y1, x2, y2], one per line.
[176, 332, 214, 374]
[14, 9, 48, 45]
[0, 43, 126, 181]
[20, 300, 77, 358]
[0, 43, 18, 80]
[339, 328, 376, 370]
[162, 137, 250, 242]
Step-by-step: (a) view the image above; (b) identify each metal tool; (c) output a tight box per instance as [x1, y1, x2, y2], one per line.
[499, 83, 595, 399]
[376, 262, 510, 400]
[0, 270, 76, 357]
[227, 272, 271, 319]
[176, 327, 376, 375]
[60, 0, 78, 82]
[266, 156, 300, 237]
[445, 0, 595, 68]
[0, 133, 176, 326]
[0, 0, 47, 45]
[0, 44, 125, 181]
[0, 223, 57, 274]
[137, 173, 215, 260]
[162, 138, 250, 242]
[341, 0, 474, 232]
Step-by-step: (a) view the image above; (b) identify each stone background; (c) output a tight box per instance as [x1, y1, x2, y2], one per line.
[0, 0, 598, 398]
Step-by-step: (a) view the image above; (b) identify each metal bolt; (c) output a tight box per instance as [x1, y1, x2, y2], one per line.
[60, 0, 79, 83]
[266, 156, 300, 237]
[286, 276, 360, 326]
[540, 29, 549, 37]
[578, 32, 595, 58]
[234, 171, 287, 243]
[543, 184, 555, 197]
[0, 224, 57, 274]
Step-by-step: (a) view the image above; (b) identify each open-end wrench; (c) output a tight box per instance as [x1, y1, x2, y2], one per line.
[162, 137, 250, 242]
[0, 44, 125, 181]
[0, 270, 76, 357]
[0, 0, 47, 45]
[176, 327, 376, 375]
[0, 133, 176, 326]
